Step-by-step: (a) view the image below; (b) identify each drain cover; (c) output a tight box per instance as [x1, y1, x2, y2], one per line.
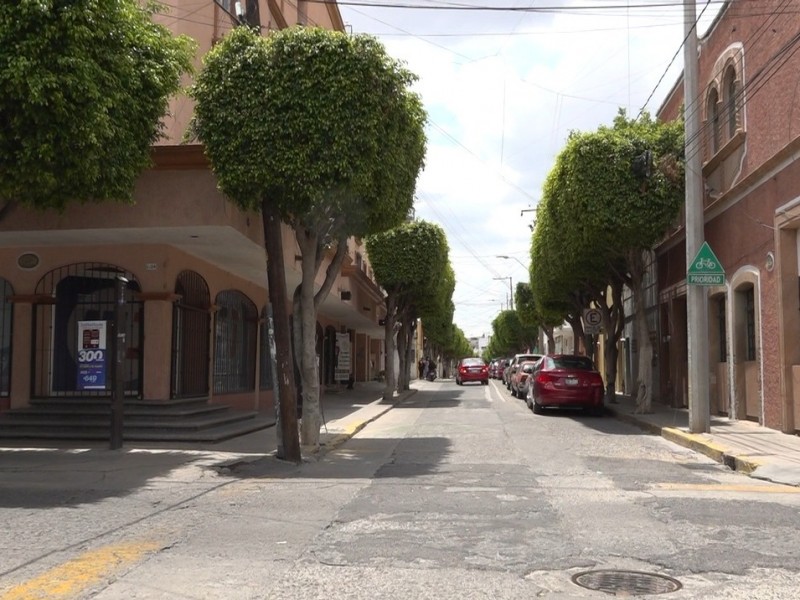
[572, 569, 682, 595]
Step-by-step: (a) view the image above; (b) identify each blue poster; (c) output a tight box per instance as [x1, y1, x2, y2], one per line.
[77, 320, 107, 390]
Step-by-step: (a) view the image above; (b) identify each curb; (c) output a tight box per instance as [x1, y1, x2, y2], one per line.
[609, 407, 762, 476]
[305, 388, 419, 460]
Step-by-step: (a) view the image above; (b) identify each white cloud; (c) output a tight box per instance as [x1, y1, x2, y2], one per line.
[342, 1, 720, 342]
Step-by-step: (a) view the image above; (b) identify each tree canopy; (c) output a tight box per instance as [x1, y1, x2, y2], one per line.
[367, 220, 451, 396]
[191, 25, 427, 447]
[530, 109, 684, 403]
[0, 0, 195, 209]
[191, 26, 426, 236]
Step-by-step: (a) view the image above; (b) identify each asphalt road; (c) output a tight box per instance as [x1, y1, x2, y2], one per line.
[2, 380, 799, 599]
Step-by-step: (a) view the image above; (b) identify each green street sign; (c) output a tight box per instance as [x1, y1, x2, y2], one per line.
[687, 242, 725, 286]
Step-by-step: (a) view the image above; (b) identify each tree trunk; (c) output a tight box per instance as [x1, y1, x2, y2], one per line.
[261, 202, 300, 462]
[296, 231, 322, 449]
[396, 317, 408, 392]
[543, 325, 555, 353]
[594, 279, 625, 404]
[382, 294, 398, 402]
[630, 249, 654, 413]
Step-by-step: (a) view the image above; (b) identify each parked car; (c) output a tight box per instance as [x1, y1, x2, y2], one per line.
[504, 353, 542, 390]
[490, 358, 508, 379]
[510, 359, 539, 399]
[527, 354, 604, 416]
[455, 357, 489, 385]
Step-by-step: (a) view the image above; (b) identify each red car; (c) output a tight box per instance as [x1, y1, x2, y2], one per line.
[527, 354, 604, 416]
[455, 357, 489, 385]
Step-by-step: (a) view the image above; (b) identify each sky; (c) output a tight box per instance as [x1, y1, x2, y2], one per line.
[337, 0, 722, 340]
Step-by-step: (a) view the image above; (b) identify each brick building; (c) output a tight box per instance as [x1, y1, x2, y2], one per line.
[656, 0, 800, 433]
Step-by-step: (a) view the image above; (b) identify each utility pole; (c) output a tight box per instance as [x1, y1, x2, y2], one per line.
[683, 0, 710, 432]
[493, 276, 513, 310]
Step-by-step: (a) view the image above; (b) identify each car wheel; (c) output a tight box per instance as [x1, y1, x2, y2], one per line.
[525, 394, 532, 409]
[532, 399, 543, 414]
[481, 379, 488, 385]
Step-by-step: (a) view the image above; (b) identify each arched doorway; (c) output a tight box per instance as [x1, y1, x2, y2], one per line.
[172, 271, 210, 398]
[32, 263, 142, 398]
[213, 290, 257, 394]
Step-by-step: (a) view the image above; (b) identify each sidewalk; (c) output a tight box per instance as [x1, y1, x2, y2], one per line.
[607, 393, 800, 487]
[2, 381, 799, 487]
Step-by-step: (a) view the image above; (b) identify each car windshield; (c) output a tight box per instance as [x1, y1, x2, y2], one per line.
[552, 356, 594, 370]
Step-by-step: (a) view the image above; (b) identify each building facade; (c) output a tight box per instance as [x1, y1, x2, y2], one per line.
[0, 1, 388, 431]
[656, 0, 800, 434]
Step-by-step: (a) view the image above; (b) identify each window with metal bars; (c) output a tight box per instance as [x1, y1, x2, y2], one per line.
[745, 287, 756, 361]
[717, 296, 727, 363]
[213, 290, 257, 394]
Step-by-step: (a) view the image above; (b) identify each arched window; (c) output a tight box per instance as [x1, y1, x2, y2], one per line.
[213, 290, 257, 394]
[707, 87, 720, 156]
[724, 65, 739, 138]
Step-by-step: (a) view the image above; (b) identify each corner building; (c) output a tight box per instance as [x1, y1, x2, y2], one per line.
[0, 1, 387, 439]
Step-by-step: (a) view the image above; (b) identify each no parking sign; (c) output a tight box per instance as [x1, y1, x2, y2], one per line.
[583, 308, 602, 335]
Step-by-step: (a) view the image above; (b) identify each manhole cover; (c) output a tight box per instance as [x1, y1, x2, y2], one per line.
[572, 569, 682, 595]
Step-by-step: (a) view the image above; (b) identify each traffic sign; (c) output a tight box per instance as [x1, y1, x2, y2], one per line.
[687, 242, 725, 286]
[583, 308, 602, 334]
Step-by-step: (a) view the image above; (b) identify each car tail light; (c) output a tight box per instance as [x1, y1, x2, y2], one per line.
[536, 372, 556, 385]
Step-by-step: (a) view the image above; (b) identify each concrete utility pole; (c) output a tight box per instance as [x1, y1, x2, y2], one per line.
[683, 0, 710, 433]
[494, 276, 513, 310]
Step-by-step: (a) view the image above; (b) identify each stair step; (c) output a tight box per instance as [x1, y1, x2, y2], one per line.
[4, 404, 230, 421]
[0, 416, 274, 443]
[0, 394, 274, 443]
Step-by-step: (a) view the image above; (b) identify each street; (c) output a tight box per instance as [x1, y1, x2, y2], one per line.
[2, 380, 800, 599]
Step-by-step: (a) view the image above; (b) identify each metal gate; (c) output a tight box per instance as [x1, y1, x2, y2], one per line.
[171, 270, 210, 398]
[32, 263, 142, 398]
[0, 278, 13, 398]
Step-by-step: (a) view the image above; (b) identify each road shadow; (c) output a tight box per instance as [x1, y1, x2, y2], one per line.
[230, 435, 452, 480]
[0, 447, 214, 508]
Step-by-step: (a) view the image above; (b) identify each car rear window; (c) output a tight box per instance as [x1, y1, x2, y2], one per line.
[552, 356, 595, 370]
[462, 358, 484, 366]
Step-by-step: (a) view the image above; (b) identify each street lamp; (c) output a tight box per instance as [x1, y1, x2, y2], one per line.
[496, 255, 527, 270]
[493, 276, 513, 310]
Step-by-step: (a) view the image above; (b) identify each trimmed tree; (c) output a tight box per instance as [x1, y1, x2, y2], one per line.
[366, 221, 449, 401]
[0, 0, 195, 210]
[192, 26, 426, 449]
[531, 110, 683, 408]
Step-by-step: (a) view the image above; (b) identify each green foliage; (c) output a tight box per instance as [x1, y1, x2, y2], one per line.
[366, 220, 449, 295]
[488, 310, 532, 356]
[444, 324, 472, 360]
[0, 0, 195, 209]
[191, 26, 426, 236]
[531, 109, 684, 317]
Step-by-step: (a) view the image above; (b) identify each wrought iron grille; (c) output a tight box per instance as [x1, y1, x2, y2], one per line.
[171, 270, 210, 398]
[213, 290, 257, 394]
[32, 263, 142, 398]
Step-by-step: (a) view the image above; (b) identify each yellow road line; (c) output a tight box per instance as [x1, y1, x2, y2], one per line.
[655, 483, 800, 493]
[1, 541, 160, 600]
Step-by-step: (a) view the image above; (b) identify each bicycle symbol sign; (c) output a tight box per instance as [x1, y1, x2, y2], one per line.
[687, 242, 725, 286]
[695, 257, 717, 270]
